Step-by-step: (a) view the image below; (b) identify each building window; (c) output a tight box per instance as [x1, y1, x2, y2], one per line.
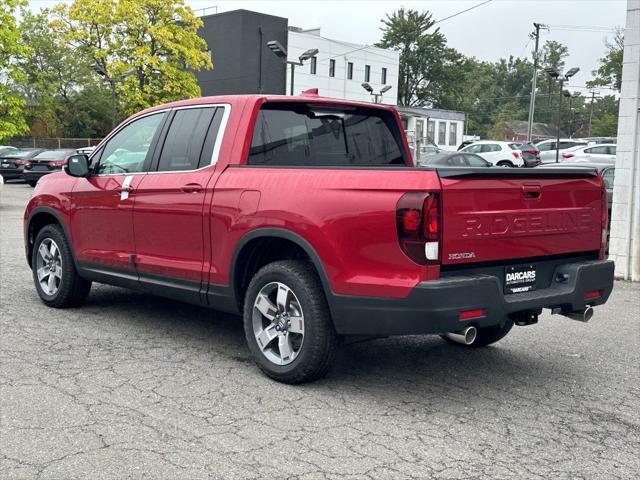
[347, 62, 353, 80]
[427, 120, 435, 142]
[329, 59, 335, 77]
[364, 65, 370, 82]
[310, 57, 317, 75]
[381, 67, 387, 84]
[438, 122, 447, 145]
[449, 122, 457, 146]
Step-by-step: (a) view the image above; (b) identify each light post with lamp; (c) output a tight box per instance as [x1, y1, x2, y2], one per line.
[544, 66, 580, 162]
[361, 83, 392, 103]
[267, 40, 318, 96]
[93, 64, 136, 128]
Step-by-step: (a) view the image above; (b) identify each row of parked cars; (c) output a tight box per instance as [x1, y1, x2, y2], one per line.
[0, 146, 95, 186]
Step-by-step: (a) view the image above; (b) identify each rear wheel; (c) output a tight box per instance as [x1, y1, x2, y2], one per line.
[32, 224, 91, 308]
[442, 319, 514, 348]
[27, 180, 37, 187]
[243, 260, 338, 384]
[497, 160, 514, 168]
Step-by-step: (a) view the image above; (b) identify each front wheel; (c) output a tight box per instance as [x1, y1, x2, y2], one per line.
[32, 224, 91, 308]
[243, 260, 338, 384]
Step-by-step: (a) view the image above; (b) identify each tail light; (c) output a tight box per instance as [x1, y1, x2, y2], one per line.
[48, 160, 67, 168]
[512, 151, 520, 159]
[14, 159, 30, 166]
[563, 153, 575, 160]
[599, 179, 608, 260]
[396, 192, 441, 265]
[530, 149, 540, 156]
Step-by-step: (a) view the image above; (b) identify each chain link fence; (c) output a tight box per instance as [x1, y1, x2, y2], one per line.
[8, 137, 103, 149]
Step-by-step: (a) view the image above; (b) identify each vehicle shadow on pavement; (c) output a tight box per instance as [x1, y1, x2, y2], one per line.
[78, 284, 574, 399]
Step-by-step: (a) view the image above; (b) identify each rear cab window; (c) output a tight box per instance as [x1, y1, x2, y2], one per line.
[248, 102, 409, 167]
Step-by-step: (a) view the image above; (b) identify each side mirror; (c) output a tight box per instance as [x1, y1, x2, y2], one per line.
[65, 154, 90, 178]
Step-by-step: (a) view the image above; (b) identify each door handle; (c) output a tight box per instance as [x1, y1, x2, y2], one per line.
[181, 183, 203, 194]
[120, 175, 134, 200]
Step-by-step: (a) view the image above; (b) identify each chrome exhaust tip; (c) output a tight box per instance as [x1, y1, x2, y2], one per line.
[563, 305, 594, 323]
[443, 326, 478, 345]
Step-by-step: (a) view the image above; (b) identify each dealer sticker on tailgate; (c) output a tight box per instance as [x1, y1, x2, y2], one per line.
[504, 265, 536, 294]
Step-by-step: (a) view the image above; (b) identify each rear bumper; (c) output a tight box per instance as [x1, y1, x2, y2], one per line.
[0, 167, 23, 179]
[23, 170, 53, 183]
[330, 260, 614, 335]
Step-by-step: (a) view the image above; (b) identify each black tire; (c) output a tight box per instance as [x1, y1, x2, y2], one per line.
[31, 224, 91, 308]
[442, 319, 514, 348]
[27, 180, 37, 187]
[243, 260, 338, 384]
[497, 161, 514, 168]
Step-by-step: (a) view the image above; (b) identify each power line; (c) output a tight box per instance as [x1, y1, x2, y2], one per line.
[434, 0, 493, 24]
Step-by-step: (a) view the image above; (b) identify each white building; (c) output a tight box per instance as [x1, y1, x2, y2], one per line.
[396, 106, 466, 152]
[286, 27, 400, 105]
[609, 0, 640, 281]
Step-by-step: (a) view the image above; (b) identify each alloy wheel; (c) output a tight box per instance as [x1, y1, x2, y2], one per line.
[35, 238, 62, 296]
[252, 282, 305, 366]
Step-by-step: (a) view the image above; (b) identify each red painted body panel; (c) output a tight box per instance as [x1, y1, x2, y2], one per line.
[209, 167, 441, 298]
[24, 93, 605, 306]
[440, 176, 603, 265]
[70, 174, 143, 272]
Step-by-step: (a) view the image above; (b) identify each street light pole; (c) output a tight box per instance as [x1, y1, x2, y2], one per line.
[544, 66, 579, 163]
[93, 63, 135, 128]
[361, 83, 392, 104]
[555, 78, 564, 163]
[267, 41, 318, 96]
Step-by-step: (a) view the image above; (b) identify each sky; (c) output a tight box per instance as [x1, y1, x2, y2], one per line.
[27, 0, 628, 95]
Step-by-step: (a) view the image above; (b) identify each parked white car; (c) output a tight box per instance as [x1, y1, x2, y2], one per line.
[535, 138, 588, 163]
[561, 144, 616, 163]
[460, 141, 524, 167]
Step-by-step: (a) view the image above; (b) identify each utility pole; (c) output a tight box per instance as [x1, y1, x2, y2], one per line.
[526, 22, 547, 141]
[587, 90, 600, 136]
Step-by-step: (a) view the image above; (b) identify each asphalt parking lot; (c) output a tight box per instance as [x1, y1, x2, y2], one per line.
[1, 181, 639, 479]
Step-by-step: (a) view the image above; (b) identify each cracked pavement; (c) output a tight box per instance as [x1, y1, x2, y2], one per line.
[1, 182, 639, 479]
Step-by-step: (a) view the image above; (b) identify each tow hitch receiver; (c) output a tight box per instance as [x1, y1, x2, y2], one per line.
[511, 310, 540, 326]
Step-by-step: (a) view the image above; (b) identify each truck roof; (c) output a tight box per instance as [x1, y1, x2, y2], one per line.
[135, 92, 396, 118]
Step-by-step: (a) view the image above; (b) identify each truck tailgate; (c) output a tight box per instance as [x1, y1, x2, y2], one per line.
[437, 168, 604, 265]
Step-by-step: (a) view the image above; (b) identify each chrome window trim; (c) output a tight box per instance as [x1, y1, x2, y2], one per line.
[92, 103, 231, 177]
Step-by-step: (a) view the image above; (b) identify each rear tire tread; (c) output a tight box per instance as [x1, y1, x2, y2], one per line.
[243, 260, 338, 384]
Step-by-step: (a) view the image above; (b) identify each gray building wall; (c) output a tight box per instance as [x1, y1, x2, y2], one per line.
[196, 10, 288, 96]
[609, 0, 640, 281]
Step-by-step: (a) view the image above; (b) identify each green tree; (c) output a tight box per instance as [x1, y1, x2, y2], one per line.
[0, 0, 30, 141]
[487, 100, 525, 140]
[535, 40, 570, 125]
[588, 28, 624, 92]
[377, 8, 456, 107]
[52, 0, 212, 122]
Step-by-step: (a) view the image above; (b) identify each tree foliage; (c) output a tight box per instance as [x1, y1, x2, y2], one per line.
[51, 0, 212, 120]
[377, 8, 461, 107]
[0, 0, 30, 142]
[588, 29, 624, 92]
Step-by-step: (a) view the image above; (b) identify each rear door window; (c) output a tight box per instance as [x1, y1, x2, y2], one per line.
[248, 103, 408, 166]
[465, 154, 490, 167]
[586, 146, 609, 154]
[156, 107, 221, 172]
[608, 146, 616, 155]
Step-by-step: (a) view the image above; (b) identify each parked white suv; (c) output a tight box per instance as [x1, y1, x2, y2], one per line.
[460, 141, 524, 167]
[535, 139, 588, 163]
[562, 144, 616, 163]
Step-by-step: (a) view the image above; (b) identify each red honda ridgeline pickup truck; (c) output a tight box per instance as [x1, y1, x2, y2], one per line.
[24, 92, 614, 383]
